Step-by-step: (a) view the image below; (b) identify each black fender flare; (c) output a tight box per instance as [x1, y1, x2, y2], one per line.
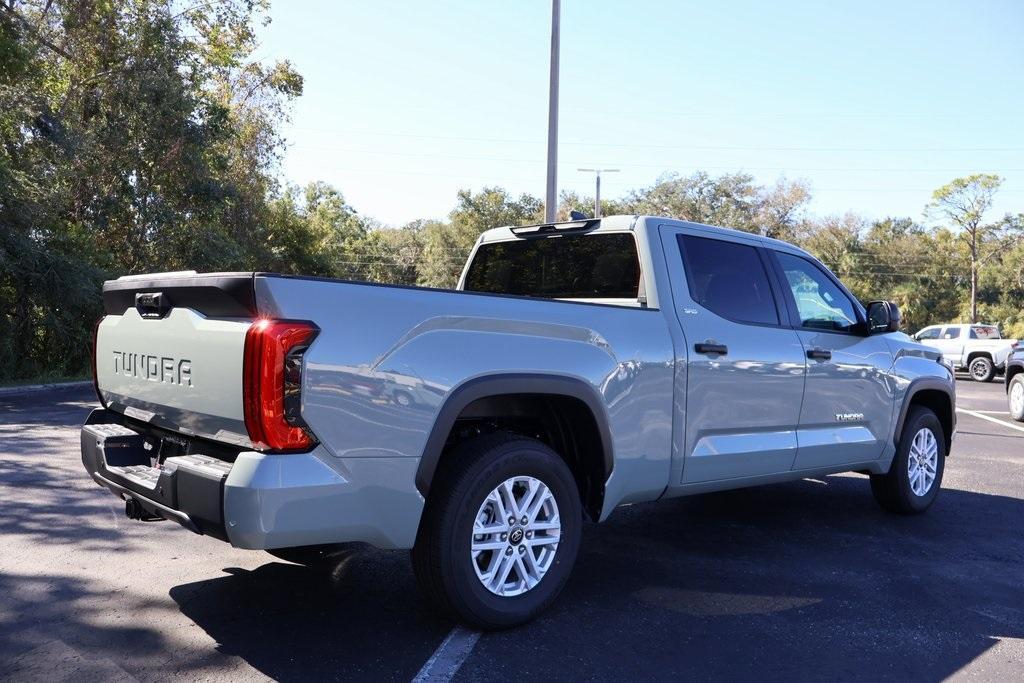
[1004, 359, 1024, 393]
[414, 373, 614, 497]
[894, 376, 956, 448]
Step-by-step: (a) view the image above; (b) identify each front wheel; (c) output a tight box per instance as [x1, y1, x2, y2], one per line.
[1008, 374, 1024, 422]
[969, 356, 995, 382]
[870, 406, 945, 514]
[412, 433, 582, 629]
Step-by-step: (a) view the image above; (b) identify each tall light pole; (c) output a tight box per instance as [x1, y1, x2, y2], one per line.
[577, 168, 619, 218]
[544, 0, 560, 223]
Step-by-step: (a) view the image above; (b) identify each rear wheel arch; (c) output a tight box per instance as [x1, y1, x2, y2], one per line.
[966, 350, 993, 364]
[414, 374, 613, 522]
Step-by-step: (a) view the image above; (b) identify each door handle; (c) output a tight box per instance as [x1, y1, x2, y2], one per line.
[694, 342, 728, 356]
[807, 348, 832, 361]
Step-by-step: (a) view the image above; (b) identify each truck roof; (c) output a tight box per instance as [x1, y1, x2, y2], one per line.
[478, 214, 814, 258]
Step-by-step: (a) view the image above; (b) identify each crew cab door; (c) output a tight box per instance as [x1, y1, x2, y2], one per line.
[933, 326, 965, 365]
[766, 249, 894, 469]
[659, 226, 807, 484]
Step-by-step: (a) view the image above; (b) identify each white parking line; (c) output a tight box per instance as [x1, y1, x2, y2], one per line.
[956, 408, 1024, 434]
[412, 626, 481, 682]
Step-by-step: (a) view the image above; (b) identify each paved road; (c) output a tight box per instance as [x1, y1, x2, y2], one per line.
[1, 382, 1022, 681]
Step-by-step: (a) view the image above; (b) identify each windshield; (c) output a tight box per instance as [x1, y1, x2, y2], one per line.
[463, 233, 641, 301]
[970, 326, 1001, 340]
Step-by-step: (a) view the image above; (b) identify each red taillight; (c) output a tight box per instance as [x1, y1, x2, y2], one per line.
[92, 316, 107, 406]
[243, 319, 319, 451]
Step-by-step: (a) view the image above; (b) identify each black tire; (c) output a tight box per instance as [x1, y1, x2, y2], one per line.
[870, 406, 945, 514]
[969, 355, 995, 382]
[1008, 374, 1024, 422]
[412, 432, 582, 630]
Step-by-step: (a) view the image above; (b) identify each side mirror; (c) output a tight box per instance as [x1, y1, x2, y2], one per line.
[866, 300, 901, 334]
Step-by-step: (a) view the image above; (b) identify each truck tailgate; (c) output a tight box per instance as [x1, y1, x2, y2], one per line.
[96, 273, 256, 448]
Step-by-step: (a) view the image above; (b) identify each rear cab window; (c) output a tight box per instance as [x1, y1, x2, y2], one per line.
[463, 232, 642, 305]
[970, 326, 1001, 340]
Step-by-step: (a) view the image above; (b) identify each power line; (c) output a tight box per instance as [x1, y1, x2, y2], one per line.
[287, 145, 1024, 173]
[278, 165, 1024, 193]
[287, 127, 1024, 153]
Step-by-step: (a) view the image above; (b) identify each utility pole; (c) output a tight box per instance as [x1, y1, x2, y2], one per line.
[544, 0, 560, 223]
[577, 168, 619, 218]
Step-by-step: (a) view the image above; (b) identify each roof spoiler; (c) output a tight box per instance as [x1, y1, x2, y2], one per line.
[509, 218, 600, 236]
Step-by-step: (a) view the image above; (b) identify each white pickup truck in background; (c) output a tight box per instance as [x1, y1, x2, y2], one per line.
[913, 323, 1017, 382]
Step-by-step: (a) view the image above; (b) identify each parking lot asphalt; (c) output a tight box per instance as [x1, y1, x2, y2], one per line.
[1, 381, 1022, 682]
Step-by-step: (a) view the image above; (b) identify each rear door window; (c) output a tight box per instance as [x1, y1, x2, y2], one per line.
[941, 327, 961, 339]
[676, 234, 779, 326]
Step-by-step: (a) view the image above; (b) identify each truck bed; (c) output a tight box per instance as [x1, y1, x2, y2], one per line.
[94, 271, 676, 520]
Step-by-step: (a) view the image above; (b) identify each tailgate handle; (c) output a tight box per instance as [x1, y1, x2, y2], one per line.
[135, 292, 170, 319]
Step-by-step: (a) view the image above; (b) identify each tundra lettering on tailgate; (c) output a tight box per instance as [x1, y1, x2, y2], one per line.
[112, 350, 193, 387]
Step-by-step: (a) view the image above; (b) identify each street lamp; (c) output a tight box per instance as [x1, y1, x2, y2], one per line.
[577, 168, 619, 218]
[544, 0, 560, 223]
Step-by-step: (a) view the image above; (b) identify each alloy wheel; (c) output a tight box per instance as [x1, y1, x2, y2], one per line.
[470, 476, 561, 597]
[907, 427, 938, 497]
[1011, 381, 1024, 417]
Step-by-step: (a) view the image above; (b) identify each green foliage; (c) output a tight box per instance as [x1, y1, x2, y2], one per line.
[0, 0, 301, 380]
[925, 174, 1022, 322]
[619, 171, 811, 241]
[418, 187, 542, 288]
[1, 3, 1021, 381]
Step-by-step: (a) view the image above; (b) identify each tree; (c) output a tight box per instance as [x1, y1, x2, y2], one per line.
[355, 220, 429, 286]
[0, 0, 302, 381]
[417, 187, 542, 288]
[622, 171, 760, 230]
[619, 172, 810, 239]
[756, 178, 812, 241]
[926, 174, 1018, 322]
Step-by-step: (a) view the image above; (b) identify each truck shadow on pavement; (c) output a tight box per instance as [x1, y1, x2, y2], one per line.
[169, 476, 1024, 682]
[170, 546, 453, 681]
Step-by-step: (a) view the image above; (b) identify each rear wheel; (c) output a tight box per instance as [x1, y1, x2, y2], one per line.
[969, 356, 995, 382]
[1008, 374, 1024, 422]
[412, 432, 582, 629]
[870, 406, 945, 514]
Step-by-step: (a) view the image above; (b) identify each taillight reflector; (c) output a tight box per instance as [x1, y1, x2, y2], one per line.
[243, 319, 319, 451]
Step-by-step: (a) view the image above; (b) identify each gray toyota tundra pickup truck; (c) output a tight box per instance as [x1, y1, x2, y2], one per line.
[81, 215, 956, 628]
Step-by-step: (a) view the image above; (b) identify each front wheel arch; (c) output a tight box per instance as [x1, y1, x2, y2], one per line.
[894, 381, 954, 456]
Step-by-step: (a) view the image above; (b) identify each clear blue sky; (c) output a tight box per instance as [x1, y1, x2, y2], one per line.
[257, 1, 1024, 227]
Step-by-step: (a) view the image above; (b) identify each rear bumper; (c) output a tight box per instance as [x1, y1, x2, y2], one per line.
[81, 412, 231, 539]
[80, 408, 425, 550]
